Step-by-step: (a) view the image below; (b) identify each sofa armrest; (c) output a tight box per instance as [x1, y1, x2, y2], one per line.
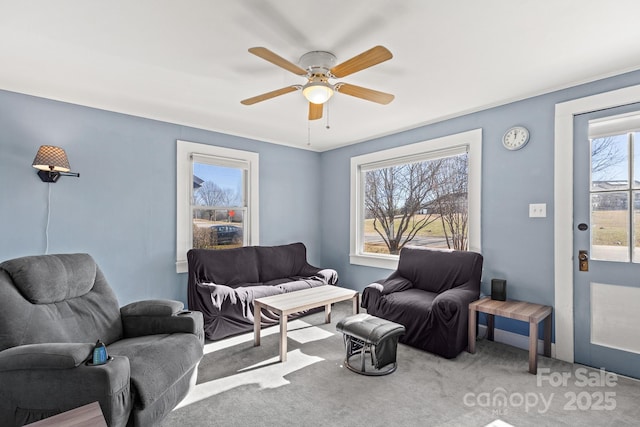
[316, 268, 338, 285]
[121, 300, 204, 342]
[120, 299, 184, 317]
[0, 343, 94, 371]
[366, 273, 413, 296]
[0, 344, 131, 426]
[432, 286, 479, 321]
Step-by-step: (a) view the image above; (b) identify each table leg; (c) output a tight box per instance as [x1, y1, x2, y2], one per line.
[487, 314, 495, 341]
[468, 306, 477, 353]
[543, 313, 552, 357]
[352, 293, 360, 314]
[279, 313, 288, 362]
[529, 321, 539, 375]
[254, 301, 262, 347]
[325, 304, 331, 323]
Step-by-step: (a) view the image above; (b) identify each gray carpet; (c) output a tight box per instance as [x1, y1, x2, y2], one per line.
[163, 301, 640, 427]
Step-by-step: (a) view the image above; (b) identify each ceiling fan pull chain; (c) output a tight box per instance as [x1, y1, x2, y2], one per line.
[307, 121, 311, 146]
[326, 102, 330, 129]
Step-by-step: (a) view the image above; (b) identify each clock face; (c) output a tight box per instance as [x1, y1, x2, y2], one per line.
[502, 126, 530, 150]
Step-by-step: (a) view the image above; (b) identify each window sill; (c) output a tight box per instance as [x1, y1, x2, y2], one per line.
[349, 253, 398, 270]
[176, 260, 188, 274]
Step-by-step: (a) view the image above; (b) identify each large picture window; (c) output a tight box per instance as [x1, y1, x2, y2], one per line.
[176, 141, 259, 273]
[350, 129, 482, 269]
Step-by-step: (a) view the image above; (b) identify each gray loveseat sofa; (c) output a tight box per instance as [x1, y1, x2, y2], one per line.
[0, 253, 204, 427]
[187, 242, 338, 340]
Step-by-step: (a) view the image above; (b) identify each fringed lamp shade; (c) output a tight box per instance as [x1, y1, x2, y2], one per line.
[32, 145, 71, 172]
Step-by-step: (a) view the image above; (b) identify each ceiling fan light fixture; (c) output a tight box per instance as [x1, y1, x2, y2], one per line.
[303, 82, 334, 104]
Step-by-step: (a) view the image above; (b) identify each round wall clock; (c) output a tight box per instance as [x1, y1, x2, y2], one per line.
[502, 126, 530, 150]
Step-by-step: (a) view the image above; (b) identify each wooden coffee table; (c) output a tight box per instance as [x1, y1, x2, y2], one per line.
[468, 297, 552, 374]
[25, 401, 106, 427]
[253, 285, 359, 362]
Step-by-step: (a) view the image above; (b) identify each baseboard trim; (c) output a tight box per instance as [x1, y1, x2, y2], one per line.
[478, 324, 556, 358]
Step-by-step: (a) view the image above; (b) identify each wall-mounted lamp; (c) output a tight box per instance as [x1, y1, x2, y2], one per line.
[32, 145, 80, 182]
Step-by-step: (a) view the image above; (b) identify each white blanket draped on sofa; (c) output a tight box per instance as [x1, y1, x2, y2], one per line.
[187, 243, 338, 340]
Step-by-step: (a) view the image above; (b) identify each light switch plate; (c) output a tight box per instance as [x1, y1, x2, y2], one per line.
[529, 203, 546, 218]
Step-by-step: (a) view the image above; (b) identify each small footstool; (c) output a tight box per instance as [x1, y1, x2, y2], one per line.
[336, 313, 406, 376]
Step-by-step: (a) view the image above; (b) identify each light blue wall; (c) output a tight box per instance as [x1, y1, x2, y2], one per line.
[0, 90, 321, 306]
[319, 70, 640, 338]
[3, 68, 640, 338]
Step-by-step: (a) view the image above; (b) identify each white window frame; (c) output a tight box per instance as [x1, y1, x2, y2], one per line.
[176, 140, 259, 273]
[350, 128, 482, 270]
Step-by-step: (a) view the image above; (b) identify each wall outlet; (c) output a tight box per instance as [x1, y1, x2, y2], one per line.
[529, 203, 547, 218]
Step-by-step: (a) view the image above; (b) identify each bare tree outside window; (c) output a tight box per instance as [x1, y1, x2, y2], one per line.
[195, 181, 238, 207]
[194, 181, 240, 221]
[364, 153, 469, 254]
[192, 163, 244, 250]
[591, 135, 627, 179]
[432, 155, 469, 250]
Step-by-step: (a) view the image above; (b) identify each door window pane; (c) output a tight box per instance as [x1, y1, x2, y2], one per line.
[635, 191, 640, 263]
[634, 132, 640, 189]
[591, 134, 628, 190]
[590, 192, 629, 262]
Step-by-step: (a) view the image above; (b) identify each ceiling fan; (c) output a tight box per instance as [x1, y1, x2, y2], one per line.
[241, 45, 394, 120]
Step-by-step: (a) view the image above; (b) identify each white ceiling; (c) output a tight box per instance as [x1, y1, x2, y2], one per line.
[2, 1, 640, 152]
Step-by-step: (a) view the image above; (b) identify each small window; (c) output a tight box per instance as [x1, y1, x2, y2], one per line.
[350, 129, 482, 269]
[192, 161, 245, 250]
[176, 141, 259, 273]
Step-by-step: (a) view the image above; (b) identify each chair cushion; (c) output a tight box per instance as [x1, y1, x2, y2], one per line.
[336, 314, 405, 344]
[1, 253, 96, 304]
[383, 289, 437, 320]
[107, 333, 203, 408]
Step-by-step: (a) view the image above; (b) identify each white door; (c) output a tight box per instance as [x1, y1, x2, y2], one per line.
[573, 105, 640, 379]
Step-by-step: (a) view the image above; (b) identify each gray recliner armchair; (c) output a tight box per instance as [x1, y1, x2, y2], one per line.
[361, 247, 483, 359]
[0, 253, 204, 427]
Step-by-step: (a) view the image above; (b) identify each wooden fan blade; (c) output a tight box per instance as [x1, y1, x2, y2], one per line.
[241, 86, 299, 105]
[330, 45, 392, 78]
[336, 83, 394, 105]
[248, 47, 307, 76]
[308, 102, 323, 120]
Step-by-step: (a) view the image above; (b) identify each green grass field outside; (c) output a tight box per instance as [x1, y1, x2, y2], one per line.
[592, 209, 640, 246]
[363, 214, 464, 253]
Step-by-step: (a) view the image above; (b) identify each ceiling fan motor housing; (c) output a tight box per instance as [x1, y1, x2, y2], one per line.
[299, 51, 337, 76]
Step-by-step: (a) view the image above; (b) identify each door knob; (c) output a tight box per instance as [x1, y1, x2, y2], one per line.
[579, 250, 589, 272]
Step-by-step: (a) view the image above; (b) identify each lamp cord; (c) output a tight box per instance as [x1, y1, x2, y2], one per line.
[45, 183, 51, 254]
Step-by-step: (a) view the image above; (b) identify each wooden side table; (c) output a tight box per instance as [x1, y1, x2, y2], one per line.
[25, 401, 106, 427]
[468, 297, 552, 374]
